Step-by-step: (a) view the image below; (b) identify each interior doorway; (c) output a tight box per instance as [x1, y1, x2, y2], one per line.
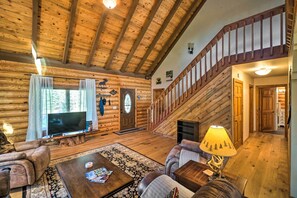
[257, 85, 287, 135]
[233, 79, 243, 149]
[120, 88, 135, 130]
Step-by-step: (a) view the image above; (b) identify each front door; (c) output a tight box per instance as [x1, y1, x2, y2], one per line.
[260, 87, 276, 131]
[120, 88, 135, 130]
[233, 79, 243, 149]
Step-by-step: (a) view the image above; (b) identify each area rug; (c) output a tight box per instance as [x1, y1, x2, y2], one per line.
[23, 143, 164, 198]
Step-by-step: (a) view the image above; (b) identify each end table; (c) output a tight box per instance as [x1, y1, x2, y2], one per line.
[173, 160, 247, 195]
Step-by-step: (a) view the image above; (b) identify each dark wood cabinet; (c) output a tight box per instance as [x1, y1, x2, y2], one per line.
[177, 120, 199, 143]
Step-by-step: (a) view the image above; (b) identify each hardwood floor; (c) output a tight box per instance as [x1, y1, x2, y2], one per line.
[10, 131, 289, 198]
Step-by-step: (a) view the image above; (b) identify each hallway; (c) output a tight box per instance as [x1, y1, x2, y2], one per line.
[224, 132, 289, 197]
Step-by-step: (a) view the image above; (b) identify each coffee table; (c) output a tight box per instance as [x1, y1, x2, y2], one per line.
[56, 153, 134, 198]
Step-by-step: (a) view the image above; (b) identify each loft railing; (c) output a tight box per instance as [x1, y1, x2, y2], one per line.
[147, 5, 287, 131]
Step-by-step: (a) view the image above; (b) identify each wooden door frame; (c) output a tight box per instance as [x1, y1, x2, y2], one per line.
[249, 85, 254, 133]
[255, 84, 288, 136]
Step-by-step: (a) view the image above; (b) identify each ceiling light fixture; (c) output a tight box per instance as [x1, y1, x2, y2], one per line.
[255, 67, 272, 76]
[103, 0, 117, 9]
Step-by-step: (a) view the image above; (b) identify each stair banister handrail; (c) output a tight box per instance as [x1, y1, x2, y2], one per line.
[148, 5, 285, 130]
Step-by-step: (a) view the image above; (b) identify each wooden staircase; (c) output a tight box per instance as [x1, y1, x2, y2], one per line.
[147, 5, 288, 131]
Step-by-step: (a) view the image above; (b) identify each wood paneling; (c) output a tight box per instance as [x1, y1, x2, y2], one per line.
[0, 60, 151, 142]
[153, 67, 232, 140]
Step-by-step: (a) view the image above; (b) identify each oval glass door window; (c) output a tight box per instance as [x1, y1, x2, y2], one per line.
[124, 93, 131, 113]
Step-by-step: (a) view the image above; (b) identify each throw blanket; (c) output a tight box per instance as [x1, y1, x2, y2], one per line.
[179, 149, 207, 168]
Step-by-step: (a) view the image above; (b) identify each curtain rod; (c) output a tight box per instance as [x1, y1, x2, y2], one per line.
[24, 73, 91, 81]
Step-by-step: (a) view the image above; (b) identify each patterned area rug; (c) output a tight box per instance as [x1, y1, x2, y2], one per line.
[24, 143, 164, 198]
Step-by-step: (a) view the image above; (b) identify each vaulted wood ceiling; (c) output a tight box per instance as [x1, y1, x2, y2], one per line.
[0, 0, 205, 78]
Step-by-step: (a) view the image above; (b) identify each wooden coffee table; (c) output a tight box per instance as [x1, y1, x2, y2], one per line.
[173, 160, 247, 195]
[56, 153, 134, 198]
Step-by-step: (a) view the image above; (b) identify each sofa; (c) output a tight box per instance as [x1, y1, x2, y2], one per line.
[138, 172, 242, 198]
[165, 139, 229, 178]
[0, 140, 50, 189]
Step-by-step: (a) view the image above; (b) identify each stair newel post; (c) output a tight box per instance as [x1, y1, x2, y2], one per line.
[260, 15, 263, 58]
[228, 26, 231, 63]
[243, 20, 246, 61]
[147, 107, 150, 130]
[270, 12, 273, 56]
[178, 77, 181, 105]
[153, 101, 156, 127]
[251, 17, 254, 59]
[204, 49, 207, 82]
[235, 23, 238, 62]
[215, 38, 218, 72]
[280, 9, 283, 53]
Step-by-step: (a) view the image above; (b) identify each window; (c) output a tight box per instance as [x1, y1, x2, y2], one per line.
[124, 93, 131, 113]
[42, 89, 82, 130]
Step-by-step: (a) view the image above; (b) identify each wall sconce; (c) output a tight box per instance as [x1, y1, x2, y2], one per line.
[188, 43, 194, 54]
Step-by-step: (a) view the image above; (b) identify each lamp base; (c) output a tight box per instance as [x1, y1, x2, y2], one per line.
[207, 155, 224, 177]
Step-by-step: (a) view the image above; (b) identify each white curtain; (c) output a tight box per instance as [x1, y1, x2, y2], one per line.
[79, 79, 98, 130]
[26, 74, 53, 141]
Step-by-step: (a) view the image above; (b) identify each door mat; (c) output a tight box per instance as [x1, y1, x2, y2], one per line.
[114, 127, 146, 135]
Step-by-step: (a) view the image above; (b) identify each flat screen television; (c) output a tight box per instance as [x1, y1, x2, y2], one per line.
[48, 112, 86, 136]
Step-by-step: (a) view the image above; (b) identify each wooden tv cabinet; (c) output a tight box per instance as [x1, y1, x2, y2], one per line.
[42, 132, 86, 146]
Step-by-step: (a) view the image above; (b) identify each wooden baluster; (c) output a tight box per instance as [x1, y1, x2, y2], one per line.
[228, 26, 231, 63]
[153, 102, 156, 125]
[160, 97, 163, 120]
[205, 50, 207, 82]
[173, 82, 176, 108]
[280, 11, 283, 53]
[260, 15, 263, 58]
[171, 85, 173, 110]
[186, 69, 188, 98]
[182, 75, 184, 102]
[178, 78, 180, 105]
[200, 59, 202, 85]
[157, 100, 159, 123]
[210, 45, 213, 77]
[235, 23, 238, 62]
[270, 12, 273, 56]
[216, 38, 218, 72]
[222, 32, 225, 65]
[166, 90, 169, 116]
[243, 20, 246, 60]
[252, 17, 254, 59]
[190, 64, 193, 94]
[147, 108, 149, 130]
[195, 60, 198, 90]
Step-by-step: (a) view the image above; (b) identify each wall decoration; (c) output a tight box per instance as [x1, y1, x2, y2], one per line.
[166, 70, 173, 81]
[156, 77, 161, 85]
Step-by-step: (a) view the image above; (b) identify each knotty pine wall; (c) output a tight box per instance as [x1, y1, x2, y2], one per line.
[153, 67, 232, 140]
[0, 60, 151, 142]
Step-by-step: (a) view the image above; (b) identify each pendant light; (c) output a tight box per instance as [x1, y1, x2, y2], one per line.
[103, 0, 117, 9]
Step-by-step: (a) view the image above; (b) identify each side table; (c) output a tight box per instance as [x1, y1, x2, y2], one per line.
[173, 160, 247, 195]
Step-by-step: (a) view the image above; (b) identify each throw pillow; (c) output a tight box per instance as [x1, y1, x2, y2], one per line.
[166, 187, 179, 198]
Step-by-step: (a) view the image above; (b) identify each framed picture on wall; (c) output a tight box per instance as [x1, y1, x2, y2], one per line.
[166, 70, 173, 81]
[156, 77, 161, 85]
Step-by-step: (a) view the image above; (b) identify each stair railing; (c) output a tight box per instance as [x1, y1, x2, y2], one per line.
[148, 5, 286, 131]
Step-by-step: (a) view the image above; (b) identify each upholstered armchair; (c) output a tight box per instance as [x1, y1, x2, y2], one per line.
[0, 140, 50, 189]
[165, 139, 229, 178]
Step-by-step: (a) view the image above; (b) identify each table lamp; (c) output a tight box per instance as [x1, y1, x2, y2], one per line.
[199, 125, 237, 178]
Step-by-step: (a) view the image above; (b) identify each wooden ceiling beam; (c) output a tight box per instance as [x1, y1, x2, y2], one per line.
[62, 0, 78, 64]
[31, 0, 39, 49]
[0, 51, 146, 78]
[147, 0, 206, 77]
[104, 0, 139, 70]
[134, 0, 183, 74]
[86, 12, 108, 67]
[120, 1, 162, 72]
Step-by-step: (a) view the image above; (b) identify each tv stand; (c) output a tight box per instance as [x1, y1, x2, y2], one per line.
[43, 132, 86, 146]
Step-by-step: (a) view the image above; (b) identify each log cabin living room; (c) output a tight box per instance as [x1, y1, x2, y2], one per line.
[0, 0, 297, 197]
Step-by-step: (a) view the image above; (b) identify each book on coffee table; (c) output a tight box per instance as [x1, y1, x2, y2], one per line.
[85, 167, 113, 183]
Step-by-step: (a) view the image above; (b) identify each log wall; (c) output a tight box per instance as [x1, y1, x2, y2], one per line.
[153, 67, 232, 140]
[0, 60, 151, 142]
